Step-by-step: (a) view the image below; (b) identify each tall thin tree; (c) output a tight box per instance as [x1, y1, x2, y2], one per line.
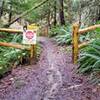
[0, 0, 4, 18]
[8, 4, 12, 23]
[59, 0, 65, 25]
[54, 0, 57, 26]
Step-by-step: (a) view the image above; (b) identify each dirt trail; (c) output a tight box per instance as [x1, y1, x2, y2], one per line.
[0, 37, 100, 100]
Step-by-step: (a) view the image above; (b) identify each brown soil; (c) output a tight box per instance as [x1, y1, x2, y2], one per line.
[0, 37, 100, 100]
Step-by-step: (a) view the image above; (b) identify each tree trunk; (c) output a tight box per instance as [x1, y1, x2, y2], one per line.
[8, 5, 12, 23]
[54, 0, 57, 26]
[47, 2, 51, 28]
[97, 6, 100, 21]
[47, 12, 51, 28]
[59, 0, 65, 25]
[0, 0, 4, 18]
[78, 0, 82, 26]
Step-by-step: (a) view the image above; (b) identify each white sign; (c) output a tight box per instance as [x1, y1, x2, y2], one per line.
[23, 30, 36, 44]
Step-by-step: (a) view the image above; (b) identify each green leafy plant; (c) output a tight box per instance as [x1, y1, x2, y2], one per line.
[0, 33, 29, 76]
[54, 26, 72, 45]
[78, 39, 100, 73]
[49, 25, 72, 45]
[78, 38, 100, 83]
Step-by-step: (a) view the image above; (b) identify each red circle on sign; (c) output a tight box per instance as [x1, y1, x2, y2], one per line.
[26, 31, 34, 39]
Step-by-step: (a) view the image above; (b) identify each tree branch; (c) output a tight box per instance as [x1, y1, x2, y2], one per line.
[4, 0, 49, 27]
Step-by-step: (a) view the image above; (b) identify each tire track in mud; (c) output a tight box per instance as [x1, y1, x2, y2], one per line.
[40, 38, 63, 100]
[37, 37, 62, 99]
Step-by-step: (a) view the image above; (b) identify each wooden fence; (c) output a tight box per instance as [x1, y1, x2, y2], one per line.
[0, 28, 36, 64]
[72, 23, 100, 64]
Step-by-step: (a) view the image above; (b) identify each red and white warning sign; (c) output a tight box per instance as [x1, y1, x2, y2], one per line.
[23, 30, 36, 44]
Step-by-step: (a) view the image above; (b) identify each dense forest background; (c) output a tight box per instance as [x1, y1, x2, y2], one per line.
[0, 0, 100, 27]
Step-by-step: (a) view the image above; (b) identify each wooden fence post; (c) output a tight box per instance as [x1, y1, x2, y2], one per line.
[72, 23, 79, 64]
[27, 25, 37, 64]
[30, 44, 37, 64]
[44, 25, 48, 37]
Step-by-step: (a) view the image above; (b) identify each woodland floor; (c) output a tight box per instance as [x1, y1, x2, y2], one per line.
[0, 37, 100, 100]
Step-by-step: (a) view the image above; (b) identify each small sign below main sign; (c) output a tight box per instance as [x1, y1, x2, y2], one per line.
[23, 30, 36, 44]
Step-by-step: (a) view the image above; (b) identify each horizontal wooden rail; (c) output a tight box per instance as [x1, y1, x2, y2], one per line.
[0, 42, 31, 50]
[78, 41, 91, 49]
[0, 28, 23, 33]
[79, 24, 100, 34]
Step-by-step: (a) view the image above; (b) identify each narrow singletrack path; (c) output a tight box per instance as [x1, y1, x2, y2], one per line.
[0, 37, 100, 100]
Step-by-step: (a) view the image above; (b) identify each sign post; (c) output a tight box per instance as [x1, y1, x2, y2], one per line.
[23, 24, 38, 64]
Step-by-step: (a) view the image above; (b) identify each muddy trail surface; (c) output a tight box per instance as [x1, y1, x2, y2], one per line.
[0, 37, 100, 100]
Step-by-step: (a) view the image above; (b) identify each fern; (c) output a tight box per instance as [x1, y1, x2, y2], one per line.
[0, 33, 29, 75]
[78, 39, 100, 84]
